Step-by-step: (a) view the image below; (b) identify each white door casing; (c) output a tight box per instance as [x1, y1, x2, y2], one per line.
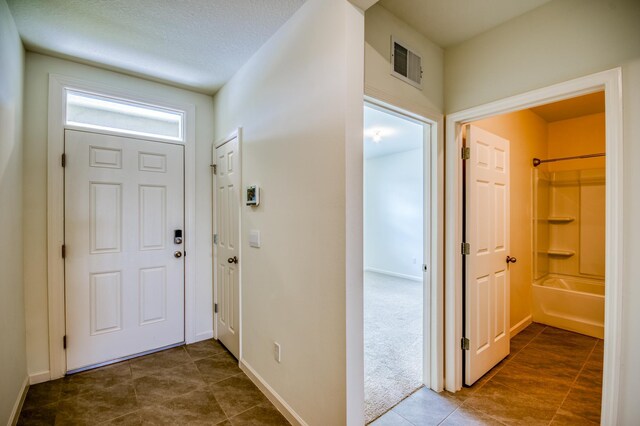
[214, 135, 241, 358]
[464, 125, 510, 385]
[65, 130, 185, 371]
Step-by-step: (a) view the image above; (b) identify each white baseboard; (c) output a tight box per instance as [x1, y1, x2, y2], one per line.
[364, 267, 422, 282]
[510, 315, 533, 337]
[240, 360, 308, 426]
[29, 371, 50, 385]
[8, 376, 28, 426]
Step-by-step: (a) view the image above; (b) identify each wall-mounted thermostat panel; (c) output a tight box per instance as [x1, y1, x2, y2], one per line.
[247, 185, 260, 206]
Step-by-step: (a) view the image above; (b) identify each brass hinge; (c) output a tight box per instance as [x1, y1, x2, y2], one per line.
[213, 234, 218, 245]
[461, 337, 469, 351]
[214, 303, 218, 314]
[210, 164, 217, 175]
[63, 335, 67, 349]
[62, 244, 66, 258]
[61, 153, 66, 167]
[461, 242, 470, 255]
[461, 147, 470, 160]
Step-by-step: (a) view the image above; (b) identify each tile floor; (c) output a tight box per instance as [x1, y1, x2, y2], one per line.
[18, 340, 290, 425]
[371, 323, 603, 426]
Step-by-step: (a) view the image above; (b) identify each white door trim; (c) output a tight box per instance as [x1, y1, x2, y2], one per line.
[212, 128, 243, 360]
[47, 74, 198, 380]
[364, 84, 445, 392]
[444, 68, 623, 425]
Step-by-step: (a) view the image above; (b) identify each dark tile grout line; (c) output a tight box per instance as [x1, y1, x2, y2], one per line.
[548, 337, 601, 425]
[381, 324, 601, 426]
[367, 385, 426, 425]
[392, 330, 536, 426]
[487, 326, 601, 426]
[31, 343, 264, 426]
[429, 326, 552, 426]
[102, 356, 252, 425]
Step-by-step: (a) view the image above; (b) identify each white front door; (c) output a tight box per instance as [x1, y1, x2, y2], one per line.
[464, 125, 511, 385]
[65, 130, 185, 371]
[214, 135, 240, 358]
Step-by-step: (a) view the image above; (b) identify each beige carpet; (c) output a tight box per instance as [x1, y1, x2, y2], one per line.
[364, 271, 423, 423]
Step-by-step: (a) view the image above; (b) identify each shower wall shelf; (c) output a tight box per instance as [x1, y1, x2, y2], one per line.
[546, 249, 575, 257]
[547, 216, 575, 223]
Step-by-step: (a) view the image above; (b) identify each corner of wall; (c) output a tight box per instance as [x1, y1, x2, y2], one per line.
[0, 0, 29, 423]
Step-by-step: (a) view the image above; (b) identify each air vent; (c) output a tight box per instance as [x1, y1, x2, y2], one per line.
[391, 37, 423, 89]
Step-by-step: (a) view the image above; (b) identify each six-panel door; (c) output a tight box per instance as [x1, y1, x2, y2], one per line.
[215, 136, 240, 358]
[465, 125, 511, 385]
[65, 129, 184, 371]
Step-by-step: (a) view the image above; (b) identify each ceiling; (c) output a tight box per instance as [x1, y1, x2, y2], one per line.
[364, 105, 423, 159]
[7, 0, 304, 95]
[530, 92, 605, 122]
[378, 0, 552, 47]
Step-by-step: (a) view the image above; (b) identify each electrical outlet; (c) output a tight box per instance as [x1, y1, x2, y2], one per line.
[273, 342, 281, 363]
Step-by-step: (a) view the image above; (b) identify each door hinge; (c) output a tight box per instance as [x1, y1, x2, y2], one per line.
[461, 242, 470, 255]
[63, 335, 67, 349]
[61, 153, 66, 167]
[61, 244, 66, 258]
[214, 303, 218, 314]
[423, 264, 428, 272]
[213, 234, 218, 245]
[461, 146, 470, 160]
[210, 164, 217, 175]
[461, 337, 469, 351]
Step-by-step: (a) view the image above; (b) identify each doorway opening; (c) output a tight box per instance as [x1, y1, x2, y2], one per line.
[363, 103, 429, 423]
[47, 75, 198, 380]
[445, 69, 623, 424]
[456, 90, 607, 423]
[62, 89, 188, 373]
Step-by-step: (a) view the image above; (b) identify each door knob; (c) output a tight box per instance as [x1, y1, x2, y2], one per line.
[506, 256, 517, 264]
[227, 256, 238, 264]
[174, 251, 183, 258]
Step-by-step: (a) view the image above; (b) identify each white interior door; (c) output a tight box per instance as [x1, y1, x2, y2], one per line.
[65, 129, 184, 371]
[214, 136, 240, 358]
[464, 125, 511, 385]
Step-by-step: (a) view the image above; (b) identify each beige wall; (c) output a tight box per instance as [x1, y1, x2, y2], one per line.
[365, 3, 443, 113]
[212, 0, 364, 424]
[22, 53, 215, 380]
[0, 0, 27, 422]
[445, 0, 640, 421]
[444, 0, 640, 113]
[548, 113, 605, 172]
[547, 113, 606, 278]
[473, 110, 548, 331]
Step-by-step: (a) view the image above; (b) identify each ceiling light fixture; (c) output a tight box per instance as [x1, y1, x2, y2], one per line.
[364, 127, 394, 143]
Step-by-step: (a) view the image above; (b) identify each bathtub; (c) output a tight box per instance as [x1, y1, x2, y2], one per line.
[532, 274, 604, 339]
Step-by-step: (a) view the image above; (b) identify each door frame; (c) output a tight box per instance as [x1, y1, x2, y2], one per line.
[364, 84, 445, 392]
[444, 68, 623, 424]
[46, 74, 197, 380]
[211, 128, 243, 360]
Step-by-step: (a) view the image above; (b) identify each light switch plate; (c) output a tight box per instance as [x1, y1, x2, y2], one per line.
[249, 230, 261, 248]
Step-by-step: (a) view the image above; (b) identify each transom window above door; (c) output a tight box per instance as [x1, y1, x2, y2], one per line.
[65, 90, 185, 142]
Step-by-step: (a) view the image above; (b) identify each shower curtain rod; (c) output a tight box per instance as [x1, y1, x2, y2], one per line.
[532, 153, 606, 167]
